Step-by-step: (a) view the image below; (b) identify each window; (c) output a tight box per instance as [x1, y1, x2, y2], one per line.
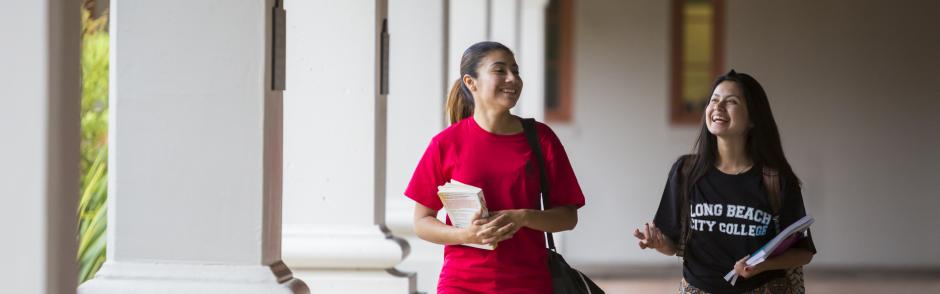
[671, 0, 724, 125]
[545, 0, 573, 123]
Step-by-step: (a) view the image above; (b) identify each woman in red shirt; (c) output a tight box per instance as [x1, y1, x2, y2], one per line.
[405, 41, 586, 293]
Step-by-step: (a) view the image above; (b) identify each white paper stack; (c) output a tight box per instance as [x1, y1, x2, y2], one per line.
[438, 180, 493, 250]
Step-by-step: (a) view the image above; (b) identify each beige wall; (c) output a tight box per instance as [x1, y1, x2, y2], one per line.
[725, 0, 940, 266]
[560, 0, 940, 269]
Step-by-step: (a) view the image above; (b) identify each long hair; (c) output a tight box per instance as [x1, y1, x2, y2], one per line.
[685, 70, 801, 193]
[446, 41, 513, 125]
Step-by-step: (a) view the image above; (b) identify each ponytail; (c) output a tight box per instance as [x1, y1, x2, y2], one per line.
[446, 78, 474, 125]
[445, 41, 514, 125]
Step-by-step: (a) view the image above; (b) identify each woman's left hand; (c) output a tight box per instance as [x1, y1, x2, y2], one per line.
[474, 209, 529, 245]
[733, 255, 763, 279]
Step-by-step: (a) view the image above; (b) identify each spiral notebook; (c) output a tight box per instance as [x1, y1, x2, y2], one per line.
[724, 215, 814, 285]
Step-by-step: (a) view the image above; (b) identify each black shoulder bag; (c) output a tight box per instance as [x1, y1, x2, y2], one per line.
[521, 118, 605, 294]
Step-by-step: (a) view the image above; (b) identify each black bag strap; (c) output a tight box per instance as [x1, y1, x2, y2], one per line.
[520, 118, 557, 251]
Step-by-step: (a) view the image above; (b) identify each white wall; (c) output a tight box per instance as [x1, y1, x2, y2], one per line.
[560, 0, 940, 270]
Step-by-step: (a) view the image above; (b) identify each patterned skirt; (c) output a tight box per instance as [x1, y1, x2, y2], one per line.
[680, 278, 792, 294]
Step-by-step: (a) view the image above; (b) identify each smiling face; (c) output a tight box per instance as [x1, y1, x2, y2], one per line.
[706, 81, 750, 138]
[464, 50, 523, 112]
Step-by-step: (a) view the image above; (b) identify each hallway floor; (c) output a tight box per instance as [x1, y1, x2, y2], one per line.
[594, 276, 940, 293]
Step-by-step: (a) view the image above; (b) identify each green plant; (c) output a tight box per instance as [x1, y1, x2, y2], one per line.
[78, 6, 109, 284]
[77, 149, 107, 282]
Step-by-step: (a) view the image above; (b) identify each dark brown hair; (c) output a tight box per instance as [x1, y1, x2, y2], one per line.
[446, 41, 513, 124]
[685, 69, 801, 192]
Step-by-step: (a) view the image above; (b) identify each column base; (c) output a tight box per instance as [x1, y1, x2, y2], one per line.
[387, 209, 444, 294]
[394, 235, 443, 294]
[78, 261, 308, 294]
[283, 224, 415, 293]
[283, 224, 409, 268]
[294, 269, 415, 294]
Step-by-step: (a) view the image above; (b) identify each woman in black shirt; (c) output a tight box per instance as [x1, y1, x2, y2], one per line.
[634, 70, 816, 293]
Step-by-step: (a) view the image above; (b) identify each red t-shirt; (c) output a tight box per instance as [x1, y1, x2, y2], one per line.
[405, 117, 586, 294]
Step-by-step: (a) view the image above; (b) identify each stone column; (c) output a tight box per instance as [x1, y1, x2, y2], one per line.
[282, 0, 415, 293]
[490, 0, 521, 51]
[516, 0, 549, 120]
[386, 0, 449, 293]
[78, 0, 306, 293]
[1, 1, 80, 293]
[449, 0, 490, 83]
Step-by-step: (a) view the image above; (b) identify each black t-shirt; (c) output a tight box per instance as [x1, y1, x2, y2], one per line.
[654, 156, 817, 294]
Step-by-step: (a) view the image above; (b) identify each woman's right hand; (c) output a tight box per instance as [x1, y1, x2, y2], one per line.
[633, 222, 676, 255]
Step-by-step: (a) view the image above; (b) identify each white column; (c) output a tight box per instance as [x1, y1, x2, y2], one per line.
[78, 0, 306, 293]
[515, 0, 549, 121]
[1, 1, 80, 293]
[386, 1, 448, 293]
[449, 0, 490, 83]
[489, 0, 527, 117]
[490, 0, 520, 52]
[463, 0, 545, 120]
[282, 0, 414, 293]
